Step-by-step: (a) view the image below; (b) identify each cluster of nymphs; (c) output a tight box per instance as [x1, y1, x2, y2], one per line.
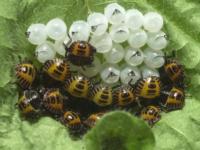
[15, 3, 185, 136]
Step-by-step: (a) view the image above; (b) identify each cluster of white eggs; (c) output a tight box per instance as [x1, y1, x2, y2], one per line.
[26, 3, 167, 85]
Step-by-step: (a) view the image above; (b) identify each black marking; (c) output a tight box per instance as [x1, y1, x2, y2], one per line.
[57, 65, 65, 72]
[148, 84, 156, 89]
[76, 83, 85, 89]
[73, 88, 83, 94]
[100, 94, 109, 100]
[72, 31, 78, 35]
[28, 67, 33, 76]
[128, 71, 135, 76]
[102, 90, 109, 95]
[54, 69, 62, 76]
[50, 96, 56, 104]
[77, 50, 87, 56]
[147, 90, 157, 95]
[99, 99, 108, 104]
[131, 51, 141, 58]
[106, 72, 117, 79]
[112, 9, 121, 15]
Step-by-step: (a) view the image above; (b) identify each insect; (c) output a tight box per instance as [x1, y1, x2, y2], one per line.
[43, 58, 71, 82]
[17, 90, 41, 117]
[134, 76, 161, 99]
[64, 75, 92, 98]
[161, 87, 185, 111]
[164, 59, 184, 84]
[84, 112, 105, 128]
[64, 41, 96, 66]
[113, 85, 136, 106]
[42, 88, 64, 114]
[15, 62, 36, 89]
[62, 111, 82, 131]
[140, 105, 161, 126]
[89, 85, 113, 106]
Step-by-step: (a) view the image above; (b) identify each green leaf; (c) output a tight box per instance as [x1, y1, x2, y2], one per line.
[153, 98, 200, 150]
[0, 0, 21, 20]
[84, 111, 155, 150]
[0, 115, 85, 150]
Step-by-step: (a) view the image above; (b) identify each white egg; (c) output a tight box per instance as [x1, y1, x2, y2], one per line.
[54, 35, 70, 56]
[80, 56, 101, 77]
[100, 65, 120, 84]
[35, 41, 56, 63]
[125, 9, 144, 31]
[26, 24, 47, 45]
[140, 65, 160, 78]
[90, 32, 112, 53]
[69, 20, 91, 41]
[104, 43, 125, 64]
[104, 3, 126, 24]
[147, 31, 167, 50]
[143, 48, 165, 68]
[128, 29, 147, 48]
[46, 18, 67, 40]
[143, 12, 163, 32]
[120, 66, 141, 85]
[124, 47, 144, 66]
[87, 12, 108, 36]
[109, 24, 130, 43]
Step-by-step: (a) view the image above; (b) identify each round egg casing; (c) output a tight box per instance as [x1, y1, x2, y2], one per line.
[161, 86, 185, 111]
[43, 58, 71, 82]
[134, 76, 162, 99]
[113, 85, 136, 106]
[15, 62, 37, 89]
[89, 85, 113, 107]
[64, 75, 92, 98]
[84, 112, 105, 128]
[42, 88, 64, 114]
[140, 105, 161, 126]
[17, 90, 41, 117]
[65, 41, 96, 66]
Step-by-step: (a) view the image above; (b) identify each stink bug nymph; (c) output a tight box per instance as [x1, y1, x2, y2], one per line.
[15, 62, 37, 89]
[62, 111, 82, 132]
[89, 84, 113, 106]
[64, 75, 92, 98]
[161, 86, 185, 111]
[84, 112, 105, 128]
[140, 105, 161, 126]
[43, 58, 71, 82]
[113, 85, 136, 106]
[42, 88, 65, 114]
[134, 76, 162, 99]
[17, 90, 41, 117]
[64, 40, 96, 66]
[164, 59, 184, 84]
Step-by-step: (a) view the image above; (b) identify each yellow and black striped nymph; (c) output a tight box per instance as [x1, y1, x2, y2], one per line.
[62, 111, 82, 130]
[162, 87, 185, 111]
[140, 105, 161, 126]
[66, 41, 96, 66]
[135, 76, 161, 99]
[43, 58, 71, 82]
[89, 85, 113, 106]
[42, 88, 64, 114]
[64, 75, 92, 98]
[17, 90, 40, 116]
[164, 59, 184, 83]
[113, 85, 136, 106]
[15, 63, 36, 89]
